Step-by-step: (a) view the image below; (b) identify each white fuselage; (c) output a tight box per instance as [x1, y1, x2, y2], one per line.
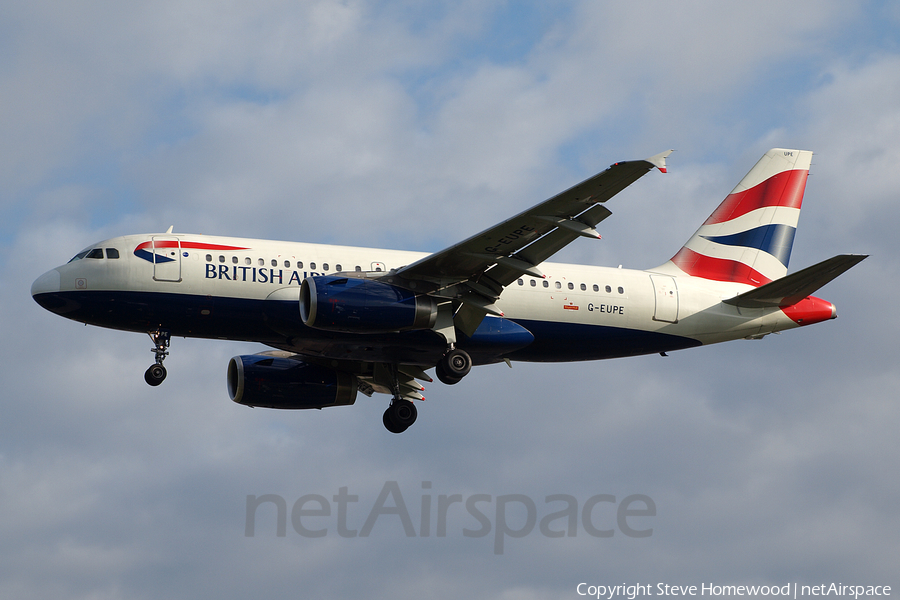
[32, 232, 812, 366]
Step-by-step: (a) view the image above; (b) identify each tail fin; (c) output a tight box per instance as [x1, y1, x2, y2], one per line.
[658, 148, 813, 286]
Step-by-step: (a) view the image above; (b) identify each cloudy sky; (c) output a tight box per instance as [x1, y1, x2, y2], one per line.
[2, 1, 899, 598]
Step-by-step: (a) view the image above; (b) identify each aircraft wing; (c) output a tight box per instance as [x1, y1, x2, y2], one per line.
[391, 150, 672, 335]
[398, 150, 672, 285]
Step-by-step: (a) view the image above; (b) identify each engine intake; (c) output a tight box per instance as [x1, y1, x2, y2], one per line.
[228, 355, 357, 409]
[300, 275, 437, 333]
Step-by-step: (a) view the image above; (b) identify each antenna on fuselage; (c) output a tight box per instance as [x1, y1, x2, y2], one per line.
[166, 225, 174, 234]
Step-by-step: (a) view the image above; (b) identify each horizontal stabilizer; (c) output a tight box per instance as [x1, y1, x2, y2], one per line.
[723, 254, 868, 309]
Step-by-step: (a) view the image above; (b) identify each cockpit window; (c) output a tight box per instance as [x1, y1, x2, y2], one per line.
[68, 246, 116, 262]
[68, 250, 91, 263]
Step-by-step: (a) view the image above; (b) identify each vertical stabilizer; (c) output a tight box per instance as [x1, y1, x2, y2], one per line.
[656, 148, 812, 286]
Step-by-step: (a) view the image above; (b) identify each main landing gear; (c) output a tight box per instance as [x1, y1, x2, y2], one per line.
[383, 400, 417, 434]
[435, 348, 472, 385]
[382, 349, 472, 433]
[144, 328, 170, 386]
[382, 362, 419, 434]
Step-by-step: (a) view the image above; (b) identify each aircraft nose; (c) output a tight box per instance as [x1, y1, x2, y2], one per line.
[31, 268, 67, 314]
[32, 268, 61, 297]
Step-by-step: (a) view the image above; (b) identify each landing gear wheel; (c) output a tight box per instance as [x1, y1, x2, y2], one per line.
[383, 400, 417, 434]
[392, 400, 417, 427]
[144, 364, 167, 386]
[436, 348, 471, 385]
[445, 348, 472, 377]
[383, 410, 405, 434]
[435, 361, 462, 385]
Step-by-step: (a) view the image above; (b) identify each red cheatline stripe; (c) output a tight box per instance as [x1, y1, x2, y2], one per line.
[180, 241, 251, 251]
[670, 247, 772, 286]
[704, 169, 808, 225]
[136, 241, 250, 251]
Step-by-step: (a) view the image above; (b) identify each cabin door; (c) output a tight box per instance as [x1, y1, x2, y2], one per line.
[151, 236, 182, 282]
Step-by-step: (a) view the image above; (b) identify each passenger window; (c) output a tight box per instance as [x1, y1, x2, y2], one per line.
[517, 279, 524, 286]
[105, 248, 120, 259]
[567, 282, 574, 290]
[555, 281, 562, 289]
[310, 262, 317, 270]
[355, 266, 362, 272]
[618, 287, 624, 294]
[232, 256, 238, 264]
[219, 255, 225, 263]
[297, 261, 303, 269]
[206, 254, 212, 262]
[285, 260, 290, 268]
[258, 258, 265, 266]
[592, 284, 599, 292]
[323, 263, 329, 271]
[336, 264, 342, 272]
[605, 285, 612, 293]
[245, 257, 251, 265]
[86, 248, 104, 259]
[543, 280, 549, 288]
[530, 279, 537, 287]
[580, 283, 586, 291]
[271, 259, 277, 267]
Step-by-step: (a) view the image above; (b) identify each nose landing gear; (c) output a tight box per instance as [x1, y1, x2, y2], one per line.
[144, 328, 171, 386]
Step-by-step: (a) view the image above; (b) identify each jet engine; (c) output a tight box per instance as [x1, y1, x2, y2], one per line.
[227, 354, 357, 409]
[300, 275, 437, 333]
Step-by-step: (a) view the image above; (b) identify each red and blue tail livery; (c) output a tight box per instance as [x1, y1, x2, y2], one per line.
[32, 148, 865, 434]
[662, 148, 811, 286]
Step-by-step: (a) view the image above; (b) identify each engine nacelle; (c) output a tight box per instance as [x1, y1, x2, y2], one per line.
[227, 355, 357, 409]
[300, 275, 437, 333]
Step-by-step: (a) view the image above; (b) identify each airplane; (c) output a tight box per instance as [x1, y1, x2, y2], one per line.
[31, 148, 866, 433]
